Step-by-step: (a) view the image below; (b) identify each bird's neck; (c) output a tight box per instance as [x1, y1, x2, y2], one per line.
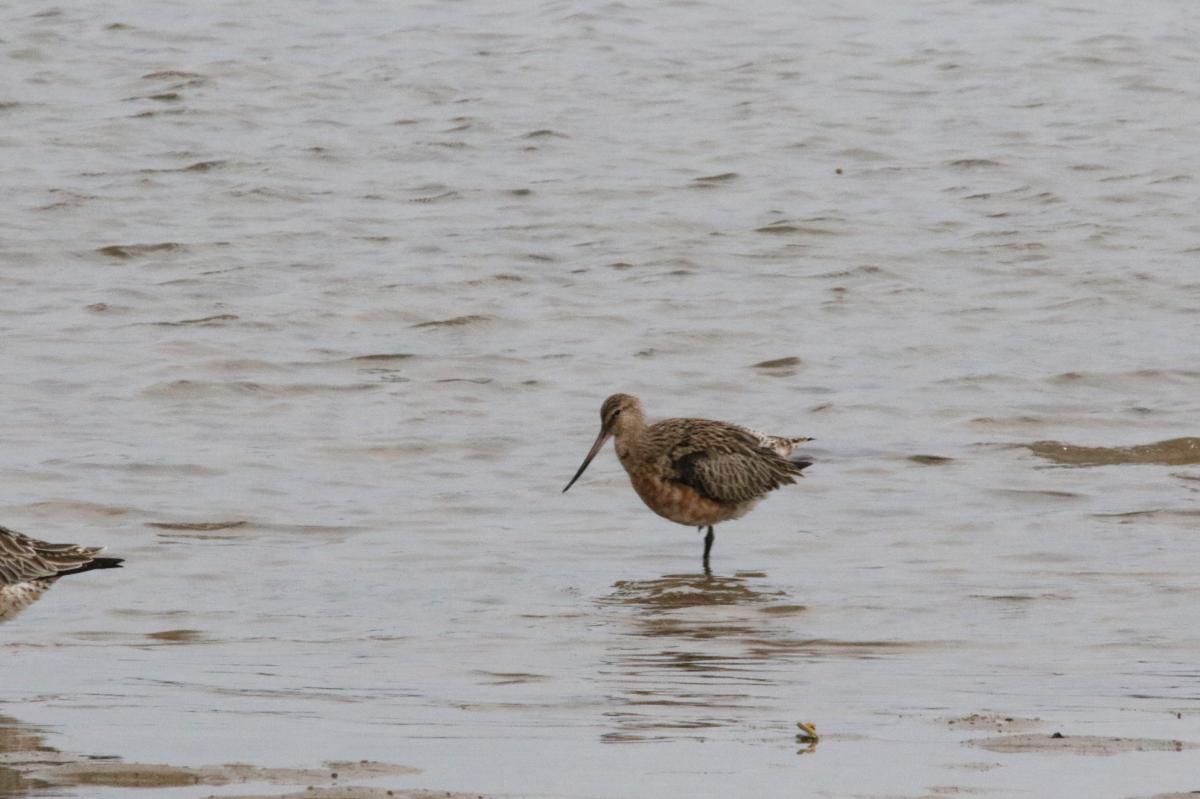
[612, 413, 646, 465]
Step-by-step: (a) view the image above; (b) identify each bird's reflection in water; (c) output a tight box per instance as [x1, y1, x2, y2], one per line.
[0, 714, 54, 798]
[597, 570, 808, 745]
[608, 571, 785, 613]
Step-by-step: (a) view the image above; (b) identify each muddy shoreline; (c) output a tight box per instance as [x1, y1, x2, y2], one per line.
[0, 715, 478, 799]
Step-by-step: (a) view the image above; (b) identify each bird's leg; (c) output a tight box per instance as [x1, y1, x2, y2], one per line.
[702, 525, 715, 570]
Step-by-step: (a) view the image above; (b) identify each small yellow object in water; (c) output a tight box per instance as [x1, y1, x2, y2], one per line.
[795, 722, 819, 741]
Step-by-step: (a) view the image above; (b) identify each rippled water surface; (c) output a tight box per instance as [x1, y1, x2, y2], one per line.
[3, 1, 1200, 797]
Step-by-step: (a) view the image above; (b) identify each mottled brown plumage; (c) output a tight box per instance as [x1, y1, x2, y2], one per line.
[0, 525, 123, 623]
[563, 394, 813, 568]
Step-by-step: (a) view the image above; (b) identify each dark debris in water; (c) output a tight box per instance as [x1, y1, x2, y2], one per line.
[130, 108, 187, 119]
[1091, 509, 1200, 520]
[909, 454, 954, 465]
[141, 70, 205, 80]
[155, 314, 240, 326]
[991, 488, 1082, 501]
[96, 242, 183, 259]
[136, 161, 227, 174]
[412, 315, 489, 328]
[474, 671, 549, 685]
[754, 223, 838, 235]
[522, 128, 568, 139]
[947, 158, 1004, 168]
[180, 160, 224, 172]
[408, 190, 459, 203]
[145, 629, 205, 643]
[691, 172, 738, 185]
[344, 353, 414, 362]
[146, 521, 248, 531]
[1026, 437, 1200, 466]
[751, 356, 802, 369]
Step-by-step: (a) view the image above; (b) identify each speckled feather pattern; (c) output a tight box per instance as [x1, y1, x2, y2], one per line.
[0, 525, 104, 585]
[643, 419, 808, 504]
[0, 581, 52, 622]
[600, 394, 812, 528]
[0, 525, 119, 623]
[745, 430, 815, 459]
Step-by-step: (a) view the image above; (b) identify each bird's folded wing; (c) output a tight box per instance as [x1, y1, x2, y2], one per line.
[672, 447, 800, 504]
[0, 526, 102, 585]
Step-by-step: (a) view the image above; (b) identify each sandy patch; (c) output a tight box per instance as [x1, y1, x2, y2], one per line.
[1025, 437, 1200, 467]
[30, 760, 418, 788]
[213, 787, 480, 791]
[0, 714, 476, 798]
[943, 713, 1045, 733]
[968, 733, 1197, 756]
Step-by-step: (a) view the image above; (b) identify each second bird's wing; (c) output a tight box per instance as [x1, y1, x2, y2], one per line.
[0, 526, 104, 586]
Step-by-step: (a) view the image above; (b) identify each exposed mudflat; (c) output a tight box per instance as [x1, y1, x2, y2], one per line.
[968, 734, 1197, 756]
[1026, 438, 1200, 467]
[0, 715, 447, 799]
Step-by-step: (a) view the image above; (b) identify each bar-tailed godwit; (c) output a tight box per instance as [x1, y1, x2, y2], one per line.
[0, 525, 123, 623]
[563, 393, 812, 568]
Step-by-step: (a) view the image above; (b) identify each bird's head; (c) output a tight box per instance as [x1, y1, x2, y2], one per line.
[562, 393, 645, 492]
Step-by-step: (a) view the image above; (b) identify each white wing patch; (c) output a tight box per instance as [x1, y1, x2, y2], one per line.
[741, 427, 814, 458]
[0, 581, 50, 622]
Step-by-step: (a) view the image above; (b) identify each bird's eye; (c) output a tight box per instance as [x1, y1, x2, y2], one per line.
[613, 409, 622, 417]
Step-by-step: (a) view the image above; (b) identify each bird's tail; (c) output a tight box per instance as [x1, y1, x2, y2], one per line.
[56, 557, 124, 578]
[756, 433, 815, 458]
[788, 459, 814, 476]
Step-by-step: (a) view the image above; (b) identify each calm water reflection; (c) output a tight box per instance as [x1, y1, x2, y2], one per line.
[600, 571, 806, 743]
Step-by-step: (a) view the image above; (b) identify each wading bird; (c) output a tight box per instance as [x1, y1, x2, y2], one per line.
[563, 394, 812, 569]
[1, 525, 123, 623]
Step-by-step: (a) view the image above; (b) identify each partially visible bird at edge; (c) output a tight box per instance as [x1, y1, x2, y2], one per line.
[563, 393, 813, 570]
[0, 525, 123, 623]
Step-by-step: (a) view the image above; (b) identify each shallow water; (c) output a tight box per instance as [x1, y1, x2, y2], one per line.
[3, 0, 1200, 797]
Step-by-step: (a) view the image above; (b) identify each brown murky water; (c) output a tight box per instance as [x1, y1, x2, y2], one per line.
[3, 1, 1200, 797]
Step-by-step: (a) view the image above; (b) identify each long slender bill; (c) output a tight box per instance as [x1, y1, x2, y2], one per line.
[562, 427, 612, 492]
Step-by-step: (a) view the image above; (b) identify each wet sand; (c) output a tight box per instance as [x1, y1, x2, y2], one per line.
[6, 709, 1194, 798]
[0, 715, 471, 799]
